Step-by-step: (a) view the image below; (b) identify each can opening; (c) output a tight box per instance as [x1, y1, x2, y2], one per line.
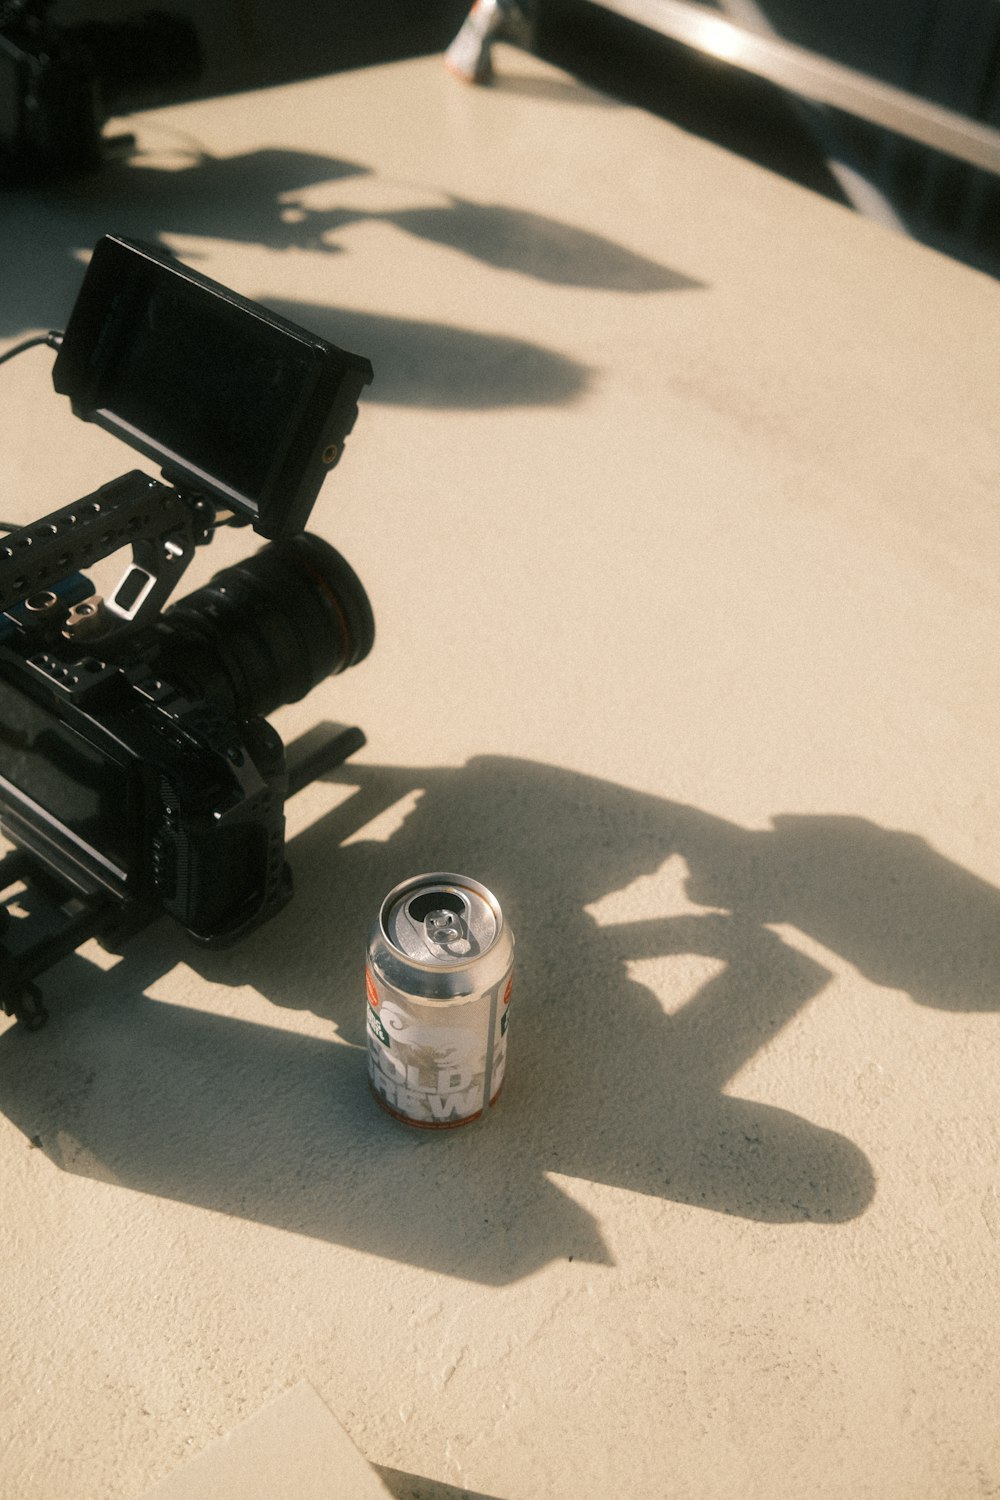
[407, 890, 465, 923]
[379, 873, 501, 968]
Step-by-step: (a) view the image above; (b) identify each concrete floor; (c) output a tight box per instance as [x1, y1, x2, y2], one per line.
[2, 48, 1000, 1500]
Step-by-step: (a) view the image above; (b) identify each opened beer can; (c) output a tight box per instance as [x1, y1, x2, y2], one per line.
[366, 872, 514, 1128]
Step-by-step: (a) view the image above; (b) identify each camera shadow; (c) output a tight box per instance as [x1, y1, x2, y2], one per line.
[4, 753, 997, 1284]
[258, 298, 591, 408]
[375, 1465, 506, 1500]
[2, 144, 703, 364]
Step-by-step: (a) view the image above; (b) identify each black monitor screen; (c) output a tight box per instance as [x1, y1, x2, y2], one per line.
[52, 236, 373, 537]
[100, 279, 315, 503]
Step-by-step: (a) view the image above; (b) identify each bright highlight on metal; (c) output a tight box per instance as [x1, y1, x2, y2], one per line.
[584, 0, 1000, 177]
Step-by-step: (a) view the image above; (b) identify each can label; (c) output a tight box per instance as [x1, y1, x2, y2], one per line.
[365, 873, 514, 1128]
[366, 965, 512, 1127]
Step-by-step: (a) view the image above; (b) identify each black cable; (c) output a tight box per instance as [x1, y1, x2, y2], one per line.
[0, 330, 64, 367]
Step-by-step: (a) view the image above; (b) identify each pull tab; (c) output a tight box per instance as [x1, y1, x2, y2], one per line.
[425, 906, 464, 942]
[424, 908, 465, 947]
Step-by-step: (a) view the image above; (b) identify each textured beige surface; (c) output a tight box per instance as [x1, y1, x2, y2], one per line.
[2, 46, 1000, 1500]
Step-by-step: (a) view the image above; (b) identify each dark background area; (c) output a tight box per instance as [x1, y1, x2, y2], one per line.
[52, 0, 474, 94]
[26, 1, 1000, 277]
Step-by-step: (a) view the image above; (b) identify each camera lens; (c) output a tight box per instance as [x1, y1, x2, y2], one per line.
[145, 533, 374, 722]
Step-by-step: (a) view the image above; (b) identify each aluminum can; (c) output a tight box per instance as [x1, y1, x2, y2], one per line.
[366, 872, 514, 1128]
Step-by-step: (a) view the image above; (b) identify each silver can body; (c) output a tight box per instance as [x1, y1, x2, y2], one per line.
[366, 872, 515, 1128]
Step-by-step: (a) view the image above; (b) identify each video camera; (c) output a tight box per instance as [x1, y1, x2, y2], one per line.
[0, 0, 200, 184]
[0, 235, 374, 1028]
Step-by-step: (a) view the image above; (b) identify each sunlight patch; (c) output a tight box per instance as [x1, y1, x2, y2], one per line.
[584, 854, 725, 926]
[341, 789, 425, 846]
[283, 778, 365, 843]
[625, 953, 729, 1017]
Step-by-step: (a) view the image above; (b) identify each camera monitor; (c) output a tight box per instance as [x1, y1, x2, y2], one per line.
[51, 235, 373, 538]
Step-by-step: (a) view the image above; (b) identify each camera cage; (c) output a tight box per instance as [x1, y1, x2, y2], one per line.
[0, 238, 374, 1028]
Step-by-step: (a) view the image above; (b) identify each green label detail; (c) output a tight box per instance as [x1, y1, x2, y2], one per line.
[368, 1006, 389, 1045]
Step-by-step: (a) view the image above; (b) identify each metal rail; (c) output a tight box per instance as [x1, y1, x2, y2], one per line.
[584, 0, 1000, 176]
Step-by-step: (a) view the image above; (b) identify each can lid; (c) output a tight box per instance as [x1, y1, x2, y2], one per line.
[383, 875, 500, 967]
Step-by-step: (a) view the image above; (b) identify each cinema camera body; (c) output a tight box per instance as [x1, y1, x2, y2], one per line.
[0, 235, 375, 1028]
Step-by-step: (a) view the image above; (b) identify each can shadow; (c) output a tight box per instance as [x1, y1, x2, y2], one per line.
[4, 754, 997, 1283]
